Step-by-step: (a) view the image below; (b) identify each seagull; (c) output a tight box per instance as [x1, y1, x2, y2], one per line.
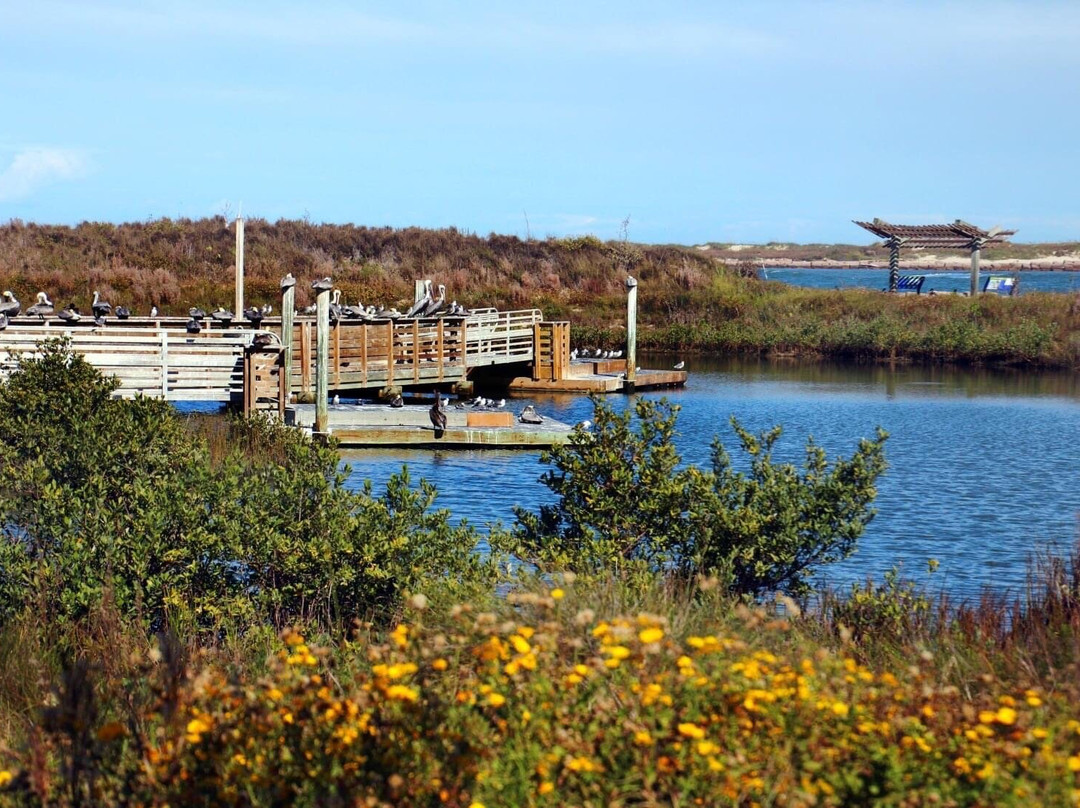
[570, 349, 578, 361]
[495, 398, 506, 408]
[0, 291, 19, 317]
[91, 290, 112, 319]
[115, 306, 131, 320]
[578, 420, 593, 430]
[186, 318, 201, 334]
[594, 348, 603, 358]
[429, 394, 447, 432]
[26, 292, 54, 320]
[332, 394, 341, 405]
[150, 305, 159, 317]
[57, 303, 81, 323]
[673, 361, 685, 370]
[189, 307, 206, 321]
[389, 394, 404, 408]
[611, 350, 622, 358]
[261, 303, 273, 316]
[404, 280, 433, 317]
[211, 307, 234, 325]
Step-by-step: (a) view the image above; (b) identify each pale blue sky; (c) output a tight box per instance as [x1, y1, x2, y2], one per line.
[2, 1, 1078, 243]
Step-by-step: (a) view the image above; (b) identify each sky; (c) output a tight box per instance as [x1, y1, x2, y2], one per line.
[2, 1, 1079, 244]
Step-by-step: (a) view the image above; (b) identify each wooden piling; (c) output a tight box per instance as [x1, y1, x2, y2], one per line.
[235, 216, 245, 317]
[970, 244, 981, 297]
[625, 276, 638, 388]
[315, 286, 330, 434]
[280, 281, 295, 394]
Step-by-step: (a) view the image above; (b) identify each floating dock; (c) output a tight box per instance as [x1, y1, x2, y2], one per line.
[508, 357, 687, 394]
[287, 403, 574, 449]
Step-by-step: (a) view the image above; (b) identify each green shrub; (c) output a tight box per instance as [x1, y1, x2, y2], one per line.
[513, 397, 888, 597]
[0, 339, 498, 632]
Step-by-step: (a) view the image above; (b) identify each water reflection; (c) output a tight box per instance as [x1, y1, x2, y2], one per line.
[341, 355, 1080, 600]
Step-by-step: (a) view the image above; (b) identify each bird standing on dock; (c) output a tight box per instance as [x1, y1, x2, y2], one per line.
[211, 307, 234, 325]
[673, 361, 685, 370]
[423, 284, 447, 316]
[91, 291, 111, 320]
[390, 394, 404, 408]
[0, 291, 19, 318]
[26, 292, 54, 320]
[57, 304, 81, 323]
[150, 305, 159, 317]
[519, 405, 544, 424]
[332, 394, 341, 405]
[115, 306, 131, 320]
[186, 318, 201, 334]
[429, 394, 448, 433]
[244, 306, 264, 326]
[189, 307, 206, 321]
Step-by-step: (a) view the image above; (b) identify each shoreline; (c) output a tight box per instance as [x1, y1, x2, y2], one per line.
[748, 257, 1080, 272]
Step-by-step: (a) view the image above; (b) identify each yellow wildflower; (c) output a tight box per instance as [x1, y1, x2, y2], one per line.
[538, 781, 554, 795]
[432, 658, 448, 671]
[566, 756, 599, 773]
[634, 730, 654, 746]
[0, 771, 12, 787]
[605, 645, 631, 660]
[486, 692, 506, 707]
[1069, 756, 1080, 772]
[639, 627, 664, 644]
[391, 623, 409, 648]
[384, 685, 419, 703]
[510, 634, 532, 654]
[996, 707, 1017, 725]
[696, 740, 720, 756]
[550, 588, 565, 600]
[678, 722, 706, 740]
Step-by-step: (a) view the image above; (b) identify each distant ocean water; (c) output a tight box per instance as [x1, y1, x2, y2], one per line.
[760, 267, 1080, 295]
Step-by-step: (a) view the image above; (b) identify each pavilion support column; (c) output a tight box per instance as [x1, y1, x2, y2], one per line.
[970, 242, 981, 297]
[888, 239, 900, 293]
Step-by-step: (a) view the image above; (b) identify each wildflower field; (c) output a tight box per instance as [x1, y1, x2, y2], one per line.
[6, 581, 1080, 807]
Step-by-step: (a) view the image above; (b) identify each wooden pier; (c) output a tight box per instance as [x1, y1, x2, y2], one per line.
[0, 277, 685, 417]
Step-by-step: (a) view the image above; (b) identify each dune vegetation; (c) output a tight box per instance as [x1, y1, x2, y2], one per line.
[2, 218, 1078, 369]
[0, 343, 1079, 805]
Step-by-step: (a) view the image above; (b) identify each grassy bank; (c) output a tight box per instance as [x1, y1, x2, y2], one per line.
[2, 218, 1079, 368]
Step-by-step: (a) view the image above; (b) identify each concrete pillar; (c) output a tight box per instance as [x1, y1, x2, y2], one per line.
[235, 216, 245, 316]
[625, 275, 638, 388]
[315, 284, 330, 434]
[280, 274, 296, 399]
[970, 243, 981, 296]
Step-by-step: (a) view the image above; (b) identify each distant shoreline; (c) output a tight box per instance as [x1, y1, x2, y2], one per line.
[744, 258, 1080, 272]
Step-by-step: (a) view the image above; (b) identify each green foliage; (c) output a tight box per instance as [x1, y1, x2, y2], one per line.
[0, 339, 497, 632]
[513, 397, 888, 597]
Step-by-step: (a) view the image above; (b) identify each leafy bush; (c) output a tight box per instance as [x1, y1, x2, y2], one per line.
[513, 397, 887, 597]
[0, 339, 497, 632]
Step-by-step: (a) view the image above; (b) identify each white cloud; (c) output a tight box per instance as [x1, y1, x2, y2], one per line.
[0, 147, 89, 201]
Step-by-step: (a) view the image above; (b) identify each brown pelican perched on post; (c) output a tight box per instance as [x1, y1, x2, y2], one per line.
[429, 394, 447, 434]
[404, 280, 432, 317]
[91, 290, 112, 319]
[115, 305, 131, 320]
[26, 292, 55, 321]
[244, 306, 264, 326]
[189, 306, 206, 321]
[211, 307, 234, 326]
[0, 291, 19, 318]
[423, 284, 447, 316]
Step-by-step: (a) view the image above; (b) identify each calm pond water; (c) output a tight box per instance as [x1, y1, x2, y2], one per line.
[762, 266, 1080, 295]
[340, 356, 1080, 599]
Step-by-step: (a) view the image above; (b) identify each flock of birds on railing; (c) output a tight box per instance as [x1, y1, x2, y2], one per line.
[0, 277, 469, 334]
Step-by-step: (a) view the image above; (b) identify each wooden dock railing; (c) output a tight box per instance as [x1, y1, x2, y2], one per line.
[0, 325, 280, 407]
[465, 308, 543, 368]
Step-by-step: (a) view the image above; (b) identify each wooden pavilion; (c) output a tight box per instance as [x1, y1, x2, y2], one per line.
[854, 219, 1015, 295]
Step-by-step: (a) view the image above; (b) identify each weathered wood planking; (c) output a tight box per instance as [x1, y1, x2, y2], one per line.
[0, 326, 276, 405]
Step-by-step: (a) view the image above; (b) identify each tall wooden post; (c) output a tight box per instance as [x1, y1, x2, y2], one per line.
[280, 274, 296, 399]
[235, 216, 245, 316]
[315, 284, 330, 434]
[970, 241, 981, 296]
[888, 238, 900, 292]
[625, 275, 638, 388]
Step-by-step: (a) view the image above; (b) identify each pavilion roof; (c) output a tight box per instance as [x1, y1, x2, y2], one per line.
[853, 218, 1016, 248]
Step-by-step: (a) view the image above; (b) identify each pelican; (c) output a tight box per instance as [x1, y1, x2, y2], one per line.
[311, 276, 333, 293]
[404, 280, 432, 317]
[429, 394, 447, 432]
[186, 318, 201, 334]
[0, 313, 7, 330]
[280, 273, 297, 290]
[673, 361, 685, 370]
[91, 290, 112, 319]
[26, 292, 54, 320]
[342, 298, 367, 319]
[115, 306, 131, 320]
[189, 307, 206, 321]
[0, 291, 19, 317]
[57, 304, 81, 323]
[93, 315, 107, 328]
[518, 405, 544, 425]
[244, 306, 264, 326]
[422, 284, 447, 317]
[329, 289, 343, 322]
[150, 305, 159, 317]
[211, 307, 234, 325]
